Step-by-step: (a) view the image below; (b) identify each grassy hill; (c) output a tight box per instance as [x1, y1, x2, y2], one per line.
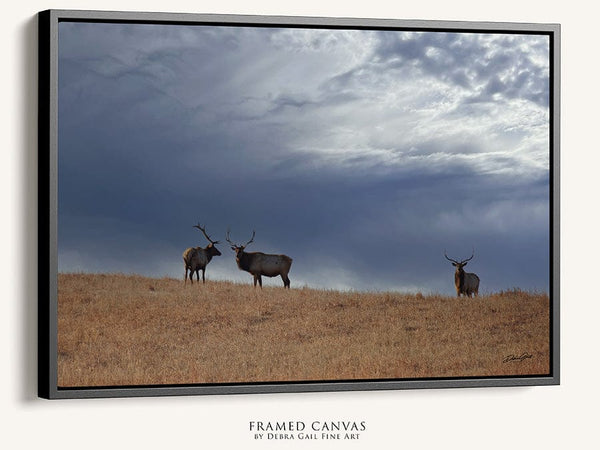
[57, 273, 550, 387]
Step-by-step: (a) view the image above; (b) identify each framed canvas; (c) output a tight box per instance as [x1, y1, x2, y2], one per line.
[38, 9, 560, 399]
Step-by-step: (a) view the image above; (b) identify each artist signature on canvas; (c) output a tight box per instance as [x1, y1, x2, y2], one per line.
[502, 352, 533, 363]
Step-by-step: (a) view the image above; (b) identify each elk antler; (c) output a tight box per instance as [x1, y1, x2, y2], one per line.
[225, 228, 235, 246]
[461, 248, 475, 264]
[245, 230, 256, 248]
[444, 250, 459, 264]
[445, 249, 475, 264]
[194, 224, 220, 244]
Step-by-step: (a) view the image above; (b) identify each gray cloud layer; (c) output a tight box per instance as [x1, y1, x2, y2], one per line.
[57, 23, 551, 294]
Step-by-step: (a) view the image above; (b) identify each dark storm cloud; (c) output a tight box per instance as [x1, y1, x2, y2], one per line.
[57, 22, 551, 294]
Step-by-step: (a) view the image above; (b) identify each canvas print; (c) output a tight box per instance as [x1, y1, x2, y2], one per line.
[55, 20, 553, 388]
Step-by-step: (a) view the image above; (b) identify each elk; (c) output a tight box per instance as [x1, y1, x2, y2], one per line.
[183, 224, 222, 284]
[225, 229, 293, 288]
[444, 249, 480, 297]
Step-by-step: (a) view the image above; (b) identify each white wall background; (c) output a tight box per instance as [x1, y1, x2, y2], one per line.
[3, 1, 597, 448]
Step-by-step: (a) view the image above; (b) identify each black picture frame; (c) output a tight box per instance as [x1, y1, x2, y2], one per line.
[38, 9, 560, 399]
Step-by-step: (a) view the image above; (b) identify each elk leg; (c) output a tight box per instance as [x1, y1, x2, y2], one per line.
[258, 275, 262, 288]
[283, 275, 290, 288]
[202, 269, 206, 284]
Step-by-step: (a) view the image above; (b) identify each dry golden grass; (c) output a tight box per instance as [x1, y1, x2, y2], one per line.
[57, 273, 550, 387]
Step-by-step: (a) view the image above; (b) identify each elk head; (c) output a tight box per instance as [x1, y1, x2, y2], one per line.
[225, 229, 255, 259]
[194, 224, 222, 256]
[444, 249, 474, 271]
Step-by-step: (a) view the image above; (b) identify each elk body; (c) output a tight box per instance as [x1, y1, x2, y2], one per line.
[183, 224, 222, 284]
[226, 230, 293, 288]
[444, 250, 480, 297]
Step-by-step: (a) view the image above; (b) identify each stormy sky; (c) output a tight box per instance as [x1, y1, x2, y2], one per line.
[57, 22, 551, 294]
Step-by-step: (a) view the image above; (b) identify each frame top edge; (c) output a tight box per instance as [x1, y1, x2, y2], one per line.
[40, 9, 560, 33]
